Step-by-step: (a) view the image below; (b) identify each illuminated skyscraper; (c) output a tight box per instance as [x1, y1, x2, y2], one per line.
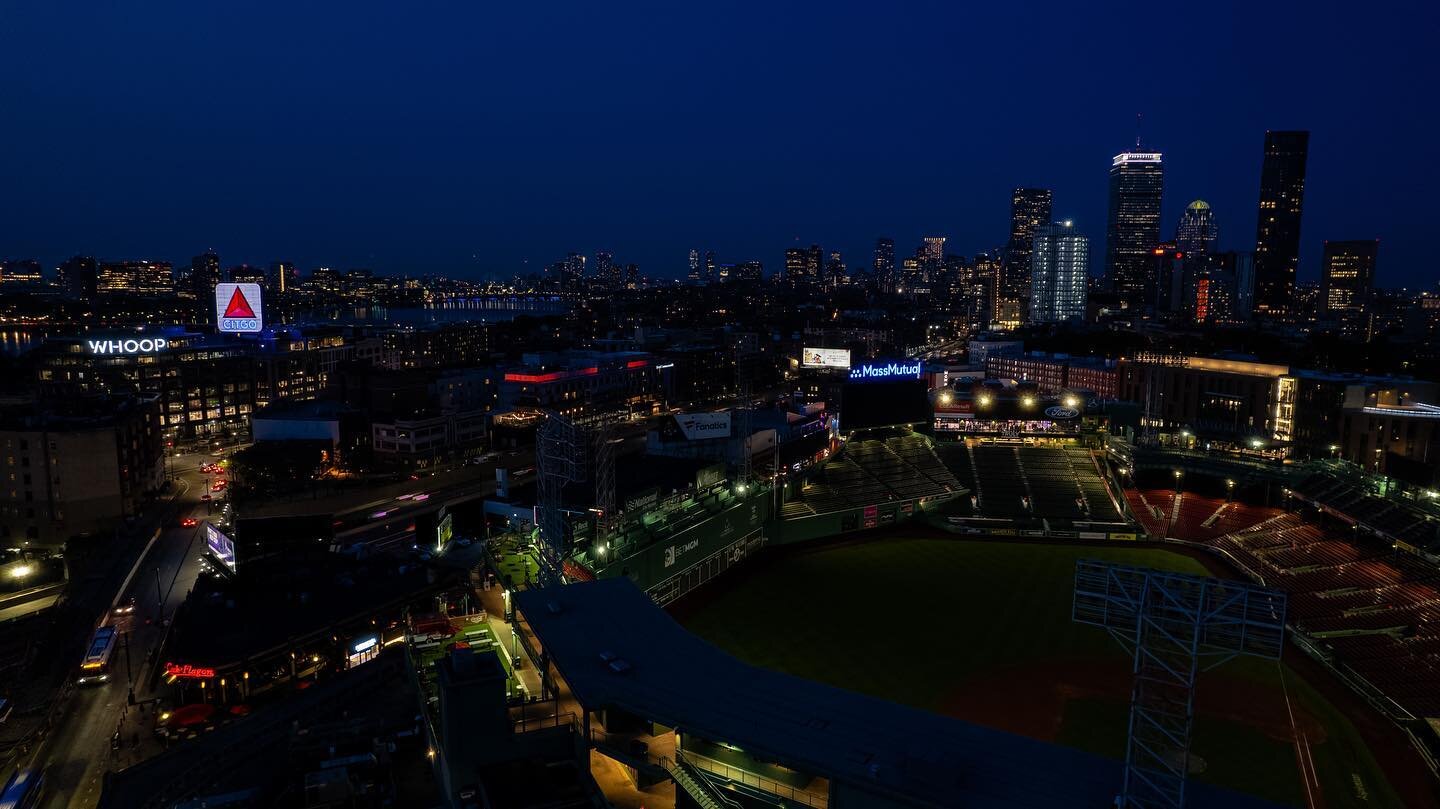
[688, 249, 701, 283]
[1320, 239, 1379, 338]
[784, 248, 807, 284]
[1002, 188, 1052, 303]
[269, 261, 297, 294]
[873, 237, 895, 290]
[1104, 149, 1164, 303]
[1030, 221, 1088, 323]
[1252, 130, 1309, 320]
[921, 236, 946, 279]
[1175, 200, 1218, 257]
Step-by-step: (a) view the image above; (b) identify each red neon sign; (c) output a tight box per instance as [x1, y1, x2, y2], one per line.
[625, 360, 649, 369]
[222, 287, 256, 319]
[504, 372, 564, 384]
[165, 662, 216, 679]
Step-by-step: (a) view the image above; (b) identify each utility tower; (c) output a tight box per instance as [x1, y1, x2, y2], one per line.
[1072, 560, 1287, 809]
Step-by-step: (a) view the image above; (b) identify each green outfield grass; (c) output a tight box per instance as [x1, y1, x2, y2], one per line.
[681, 536, 1401, 808]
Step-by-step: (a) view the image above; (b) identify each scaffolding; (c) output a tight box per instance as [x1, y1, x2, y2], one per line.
[535, 410, 618, 588]
[1072, 560, 1287, 809]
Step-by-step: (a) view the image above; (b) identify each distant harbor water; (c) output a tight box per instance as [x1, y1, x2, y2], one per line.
[301, 297, 569, 327]
[0, 329, 42, 357]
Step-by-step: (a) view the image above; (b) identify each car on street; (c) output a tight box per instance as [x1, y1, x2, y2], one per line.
[181, 517, 198, 528]
[112, 596, 136, 616]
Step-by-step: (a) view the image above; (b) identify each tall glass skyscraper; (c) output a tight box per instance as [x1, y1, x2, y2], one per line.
[1001, 188, 1053, 304]
[1104, 150, 1164, 303]
[873, 237, 895, 290]
[1030, 221, 1088, 323]
[1175, 200, 1218, 256]
[1252, 130, 1309, 321]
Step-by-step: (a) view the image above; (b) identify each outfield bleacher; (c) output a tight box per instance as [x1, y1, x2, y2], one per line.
[1290, 471, 1440, 549]
[793, 433, 962, 515]
[932, 443, 1125, 524]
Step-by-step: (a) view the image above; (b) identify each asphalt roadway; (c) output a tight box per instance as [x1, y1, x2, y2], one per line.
[26, 453, 218, 809]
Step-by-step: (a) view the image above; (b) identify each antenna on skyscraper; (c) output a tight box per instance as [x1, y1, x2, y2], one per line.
[1135, 112, 1143, 149]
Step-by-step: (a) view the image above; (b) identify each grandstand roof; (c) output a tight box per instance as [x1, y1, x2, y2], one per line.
[516, 578, 1282, 809]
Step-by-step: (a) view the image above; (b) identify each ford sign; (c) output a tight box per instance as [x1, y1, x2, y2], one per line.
[1044, 406, 1080, 419]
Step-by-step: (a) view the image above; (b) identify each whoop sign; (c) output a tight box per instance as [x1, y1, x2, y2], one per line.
[88, 337, 168, 355]
[214, 283, 264, 333]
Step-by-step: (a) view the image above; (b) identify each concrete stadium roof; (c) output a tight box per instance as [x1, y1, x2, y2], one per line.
[516, 578, 1283, 809]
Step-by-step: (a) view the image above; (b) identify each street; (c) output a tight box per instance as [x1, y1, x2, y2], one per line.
[28, 452, 218, 809]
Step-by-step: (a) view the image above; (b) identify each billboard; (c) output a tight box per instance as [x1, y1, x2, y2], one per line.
[673, 412, 732, 441]
[624, 487, 659, 513]
[695, 463, 726, 490]
[848, 360, 922, 382]
[214, 283, 264, 333]
[436, 509, 453, 554]
[801, 347, 851, 368]
[204, 523, 237, 572]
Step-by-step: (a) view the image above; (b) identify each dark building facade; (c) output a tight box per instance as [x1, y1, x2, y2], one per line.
[1105, 150, 1164, 304]
[58, 255, 99, 300]
[1252, 130, 1309, 321]
[0, 395, 165, 546]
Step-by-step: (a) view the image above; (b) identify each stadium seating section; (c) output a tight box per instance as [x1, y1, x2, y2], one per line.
[793, 433, 962, 516]
[1291, 472, 1440, 550]
[932, 443, 1124, 523]
[1126, 475, 1440, 719]
[790, 438, 1126, 524]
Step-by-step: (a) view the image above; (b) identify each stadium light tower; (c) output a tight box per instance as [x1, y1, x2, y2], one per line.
[1072, 560, 1287, 809]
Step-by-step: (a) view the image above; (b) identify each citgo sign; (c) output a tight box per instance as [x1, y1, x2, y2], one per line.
[214, 283, 264, 333]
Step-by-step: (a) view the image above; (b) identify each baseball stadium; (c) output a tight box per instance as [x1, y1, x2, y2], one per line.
[418, 367, 1440, 809]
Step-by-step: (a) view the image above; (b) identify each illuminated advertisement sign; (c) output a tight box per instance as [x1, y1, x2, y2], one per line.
[214, 283, 264, 333]
[801, 347, 852, 368]
[205, 523, 237, 572]
[87, 337, 169, 355]
[164, 662, 216, 679]
[1044, 406, 1080, 419]
[673, 412, 732, 440]
[436, 509, 453, 554]
[848, 360, 922, 382]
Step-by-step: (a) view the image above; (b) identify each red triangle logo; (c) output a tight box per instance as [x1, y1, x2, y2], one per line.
[223, 287, 255, 319]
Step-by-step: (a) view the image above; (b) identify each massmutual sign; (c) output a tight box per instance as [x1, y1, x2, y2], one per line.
[848, 360, 922, 382]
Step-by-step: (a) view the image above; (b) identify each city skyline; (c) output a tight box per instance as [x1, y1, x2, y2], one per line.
[1, 5, 1433, 286]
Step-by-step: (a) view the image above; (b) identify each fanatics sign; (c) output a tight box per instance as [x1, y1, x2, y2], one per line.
[214, 283, 264, 333]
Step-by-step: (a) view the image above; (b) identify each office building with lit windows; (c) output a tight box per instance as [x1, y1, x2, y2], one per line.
[1320, 239, 1379, 337]
[31, 329, 352, 443]
[1175, 200, 1218, 256]
[1029, 221, 1088, 323]
[97, 260, 174, 295]
[1105, 150, 1164, 303]
[1001, 187, 1053, 305]
[1253, 130, 1309, 321]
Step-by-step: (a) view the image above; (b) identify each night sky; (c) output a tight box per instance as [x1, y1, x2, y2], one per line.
[3, 3, 1436, 286]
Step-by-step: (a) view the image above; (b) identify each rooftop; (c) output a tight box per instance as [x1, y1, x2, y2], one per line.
[516, 578, 1280, 809]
